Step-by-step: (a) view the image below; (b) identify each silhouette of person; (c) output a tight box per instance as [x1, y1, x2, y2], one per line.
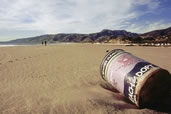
[45, 41, 47, 46]
[42, 41, 44, 45]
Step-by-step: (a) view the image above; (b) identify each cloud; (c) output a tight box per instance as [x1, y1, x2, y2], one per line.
[133, 0, 160, 9]
[0, 0, 164, 40]
[126, 20, 171, 33]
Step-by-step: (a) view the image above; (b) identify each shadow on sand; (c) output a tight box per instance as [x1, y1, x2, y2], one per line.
[100, 82, 171, 113]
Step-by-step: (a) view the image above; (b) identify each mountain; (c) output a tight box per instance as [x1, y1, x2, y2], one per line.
[0, 27, 171, 44]
[53, 29, 139, 43]
[0, 34, 55, 45]
[140, 27, 171, 43]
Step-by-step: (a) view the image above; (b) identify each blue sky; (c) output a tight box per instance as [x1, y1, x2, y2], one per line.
[0, 0, 171, 41]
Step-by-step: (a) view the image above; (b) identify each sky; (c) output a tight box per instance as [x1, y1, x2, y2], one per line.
[0, 0, 171, 41]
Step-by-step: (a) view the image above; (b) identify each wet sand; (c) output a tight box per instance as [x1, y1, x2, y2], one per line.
[0, 44, 171, 114]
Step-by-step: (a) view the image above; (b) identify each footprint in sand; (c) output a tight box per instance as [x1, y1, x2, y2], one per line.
[15, 59, 19, 61]
[8, 60, 13, 63]
[0, 63, 2, 65]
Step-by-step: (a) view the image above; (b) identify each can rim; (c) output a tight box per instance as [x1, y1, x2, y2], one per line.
[100, 49, 125, 80]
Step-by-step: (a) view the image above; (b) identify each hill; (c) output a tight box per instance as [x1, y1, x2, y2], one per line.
[0, 27, 171, 44]
[140, 27, 171, 43]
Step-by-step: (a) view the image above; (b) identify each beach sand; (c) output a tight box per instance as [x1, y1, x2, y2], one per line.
[0, 44, 171, 114]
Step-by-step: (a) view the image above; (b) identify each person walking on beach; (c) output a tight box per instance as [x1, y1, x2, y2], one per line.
[42, 41, 44, 45]
[45, 41, 47, 46]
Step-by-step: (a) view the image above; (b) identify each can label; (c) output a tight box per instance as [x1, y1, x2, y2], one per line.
[124, 62, 157, 104]
[106, 52, 158, 104]
[106, 53, 142, 93]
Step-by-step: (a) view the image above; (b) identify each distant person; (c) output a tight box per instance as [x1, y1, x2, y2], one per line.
[45, 41, 47, 46]
[42, 41, 44, 45]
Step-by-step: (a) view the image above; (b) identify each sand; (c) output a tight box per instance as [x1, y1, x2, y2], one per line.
[0, 44, 170, 114]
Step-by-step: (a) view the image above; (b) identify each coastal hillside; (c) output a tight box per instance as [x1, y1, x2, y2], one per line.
[0, 27, 171, 44]
[140, 27, 171, 43]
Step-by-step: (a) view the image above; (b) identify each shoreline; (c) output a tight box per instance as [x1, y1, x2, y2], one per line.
[1, 43, 171, 48]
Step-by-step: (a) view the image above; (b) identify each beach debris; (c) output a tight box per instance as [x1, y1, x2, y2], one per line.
[106, 49, 110, 53]
[100, 49, 171, 108]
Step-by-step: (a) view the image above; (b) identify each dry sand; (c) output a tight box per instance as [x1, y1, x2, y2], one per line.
[0, 44, 171, 114]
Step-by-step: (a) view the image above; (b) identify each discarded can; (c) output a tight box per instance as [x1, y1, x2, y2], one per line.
[100, 49, 171, 108]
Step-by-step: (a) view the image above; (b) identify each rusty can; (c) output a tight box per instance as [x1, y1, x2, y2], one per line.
[100, 49, 171, 108]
